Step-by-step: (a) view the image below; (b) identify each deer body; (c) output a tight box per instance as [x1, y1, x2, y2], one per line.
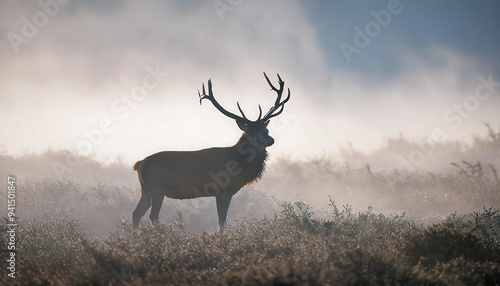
[132, 73, 289, 230]
[133, 133, 268, 200]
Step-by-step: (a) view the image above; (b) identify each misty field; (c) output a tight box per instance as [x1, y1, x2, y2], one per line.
[2, 203, 500, 285]
[1, 126, 500, 285]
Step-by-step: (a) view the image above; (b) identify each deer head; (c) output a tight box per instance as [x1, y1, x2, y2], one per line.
[198, 72, 290, 148]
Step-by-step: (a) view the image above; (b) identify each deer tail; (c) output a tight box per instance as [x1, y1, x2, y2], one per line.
[133, 159, 149, 193]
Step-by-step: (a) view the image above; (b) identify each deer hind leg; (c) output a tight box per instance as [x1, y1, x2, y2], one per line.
[216, 192, 233, 231]
[132, 183, 151, 228]
[149, 187, 165, 225]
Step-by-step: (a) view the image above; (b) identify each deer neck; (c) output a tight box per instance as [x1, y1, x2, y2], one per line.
[232, 132, 268, 182]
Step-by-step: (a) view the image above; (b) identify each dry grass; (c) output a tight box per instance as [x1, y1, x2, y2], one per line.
[2, 202, 500, 285]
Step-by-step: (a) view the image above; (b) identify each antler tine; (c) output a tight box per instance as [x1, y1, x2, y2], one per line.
[264, 72, 285, 103]
[198, 83, 205, 104]
[264, 73, 285, 92]
[208, 79, 214, 96]
[262, 73, 290, 122]
[236, 102, 248, 121]
[257, 104, 262, 121]
[264, 88, 290, 120]
[283, 88, 291, 104]
[274, 73, 285, 105]
[263, 72, 278, 92]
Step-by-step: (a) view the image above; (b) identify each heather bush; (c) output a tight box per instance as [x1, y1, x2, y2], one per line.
[2, 203, 499, 285]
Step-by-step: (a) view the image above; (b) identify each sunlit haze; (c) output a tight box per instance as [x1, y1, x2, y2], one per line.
[1, 0, 499, 166]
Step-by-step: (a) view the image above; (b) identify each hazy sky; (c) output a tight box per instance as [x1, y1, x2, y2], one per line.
[1, 0, 499, 164]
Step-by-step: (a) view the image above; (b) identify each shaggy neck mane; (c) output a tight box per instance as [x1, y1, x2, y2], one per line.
[232, 132, 268, 184]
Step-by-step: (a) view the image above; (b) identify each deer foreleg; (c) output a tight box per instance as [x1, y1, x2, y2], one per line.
[216, 192, 233, 231]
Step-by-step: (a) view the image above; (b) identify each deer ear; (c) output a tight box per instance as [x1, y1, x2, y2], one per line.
[236, 119, 248, 131]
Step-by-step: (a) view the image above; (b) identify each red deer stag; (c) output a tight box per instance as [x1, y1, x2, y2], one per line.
[132, 73, 290, 230]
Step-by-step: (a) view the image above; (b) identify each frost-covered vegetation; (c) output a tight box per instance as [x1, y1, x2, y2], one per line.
[1, 204, 500, 285]
[1, 124, 499, 284]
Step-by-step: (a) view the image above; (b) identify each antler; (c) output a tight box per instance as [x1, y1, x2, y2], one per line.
[261, 72, 291, 122]
[198, 73, 290, 125]
[198, 79, 254, 124]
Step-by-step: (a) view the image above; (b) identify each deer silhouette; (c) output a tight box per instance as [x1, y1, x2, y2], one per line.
[132, 73, 290, 230]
